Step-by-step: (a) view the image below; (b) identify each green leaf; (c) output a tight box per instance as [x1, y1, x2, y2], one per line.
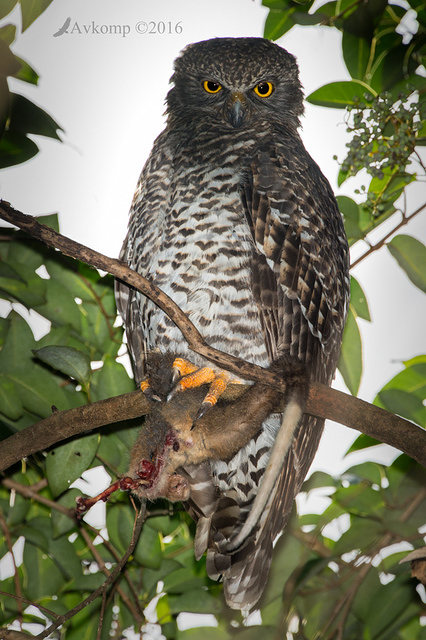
[334, 516, 383, 554]
[33, 345, 91, 386]
[0, 23, 16, 46]
[263, 8, 295, 40]
[337, 195, 364, 243]
[35, 277, 82, 332]
[0, 310, 36, 371]
[301, 470, 336, 492]
[338, 306, 362, 395]
[307, 80, 376, 109]
[163, 566, 210, 595]
[51, 488, 81, 538]
[13, 56, 39, 84]
[0, 374, 22, 419]
[0, 129, 39, 168]
[106, 503, 163, 569]
[350, 276, 370, 321]
[176, 628, 229, 640]
[91, 356, 134, 402]
[23, 541, 66, 601]
[342, 31, 371, 80]
[0, 261, 46, 307]
[7, 367, 72, 417]
[387, 235, 426, 294]
[20, 0, 54, 32]
[8, 93, 63, 139]
[0, 1, 18, 22]
[46, 432, 99, 496]
[377, 388, 425, 427]
[169, 588, 222, 615]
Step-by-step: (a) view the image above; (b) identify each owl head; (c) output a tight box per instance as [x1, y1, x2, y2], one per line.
[166, 37, 304, 131]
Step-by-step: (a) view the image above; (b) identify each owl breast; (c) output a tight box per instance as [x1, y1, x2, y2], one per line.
[129, 129, 270, 374]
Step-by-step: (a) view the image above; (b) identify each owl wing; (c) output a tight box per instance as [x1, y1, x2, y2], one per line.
[205, 138, 350, 610]
[244, 138, 349, 383]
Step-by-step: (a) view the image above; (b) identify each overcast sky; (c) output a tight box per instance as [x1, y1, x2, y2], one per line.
[1, 0, 425, 475]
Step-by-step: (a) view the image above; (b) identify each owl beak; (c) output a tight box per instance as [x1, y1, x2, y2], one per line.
[227, 92, 247, 128]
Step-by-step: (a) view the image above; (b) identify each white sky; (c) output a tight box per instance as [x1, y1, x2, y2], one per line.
[1, 0, 425, 478]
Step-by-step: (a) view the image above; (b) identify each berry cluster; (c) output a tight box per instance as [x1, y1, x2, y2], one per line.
[339, 90, 424, 181]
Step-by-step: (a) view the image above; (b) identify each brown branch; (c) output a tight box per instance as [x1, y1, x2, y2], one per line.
[0, 630, 34, 640]
[350, 201, 426, 268]
[0, 202, 425, 470]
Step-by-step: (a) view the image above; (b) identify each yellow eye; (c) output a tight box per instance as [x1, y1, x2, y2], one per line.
[254, 81, 274, 98]
[203, 80, 222, 94]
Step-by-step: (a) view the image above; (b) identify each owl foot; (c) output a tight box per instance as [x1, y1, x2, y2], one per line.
[168, 357, 239, 420]
[139, 378, 161, 402]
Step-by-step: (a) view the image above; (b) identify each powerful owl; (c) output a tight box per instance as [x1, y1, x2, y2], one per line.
[116, 37, 350, 610]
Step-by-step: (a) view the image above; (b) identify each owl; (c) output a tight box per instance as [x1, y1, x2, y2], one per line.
[115, 37, 350, 611]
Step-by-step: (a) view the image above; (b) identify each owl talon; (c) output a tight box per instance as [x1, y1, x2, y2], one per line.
[140, 378, 161, 402]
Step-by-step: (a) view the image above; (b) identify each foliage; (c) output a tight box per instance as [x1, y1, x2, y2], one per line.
[0, 0, 426, 638]
[0, 0, 61, 169]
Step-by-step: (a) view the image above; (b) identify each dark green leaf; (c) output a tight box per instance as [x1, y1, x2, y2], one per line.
[169, 588, 221, 615]
[8, 93, 63, 139]
[106, 503, 162, 569]
[23, 542, 66, 600]
[0, 261, 46, 307]
[388, 235, 426, 294]
[307, 80, 376, 109]
[0, 130, 39, 168]
[51, 489, 81, 538]
[46, 432, 99, 496]
[342, 31, 371, 80]
[20, 0, 54, 32]
[291, 11, 324, 25]
[0, 374, 22, 419]
[91, 355, 134, 402]
[338, 306, 362, 395]
[35, 278, 81, 332]
[163, 566, 210, 595]
[34, 345, 91, 386]
[0, 310, 36, 371]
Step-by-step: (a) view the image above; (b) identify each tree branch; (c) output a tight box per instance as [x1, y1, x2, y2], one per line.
[0, 201, 425, 470]
[350, 200, 426, 269]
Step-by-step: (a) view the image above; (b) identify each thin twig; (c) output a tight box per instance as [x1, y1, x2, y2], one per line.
[350, 201, 426, 268]
[0, 510, 23, 623]
[34, 506, 146, 639]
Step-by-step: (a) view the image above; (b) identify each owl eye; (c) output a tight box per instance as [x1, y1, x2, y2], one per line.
[203, 80, 222, 94]
[254, 81, 275, 98]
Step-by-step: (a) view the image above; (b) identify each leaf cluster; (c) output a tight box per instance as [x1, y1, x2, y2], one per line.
[0, 0, 61, 168]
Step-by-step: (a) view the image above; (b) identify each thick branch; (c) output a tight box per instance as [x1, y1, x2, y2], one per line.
[0, 202, 425, 471]
[0, 201, 282, 388]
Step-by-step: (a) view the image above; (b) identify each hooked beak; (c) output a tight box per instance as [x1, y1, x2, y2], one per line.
[227, 92, 247, 128]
